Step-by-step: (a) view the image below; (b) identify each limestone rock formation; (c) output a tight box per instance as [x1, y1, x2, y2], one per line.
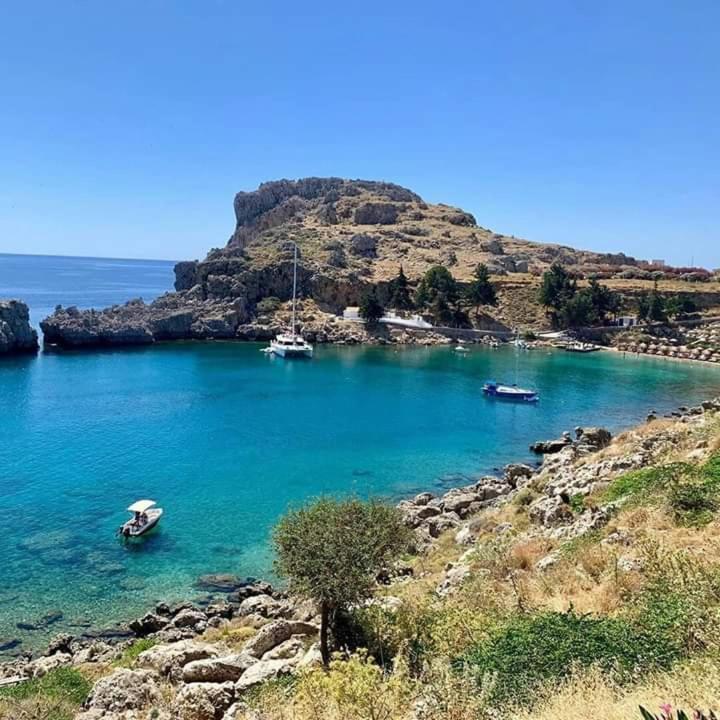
[38, 177, 658, 349]
[0, 300, 38, 354]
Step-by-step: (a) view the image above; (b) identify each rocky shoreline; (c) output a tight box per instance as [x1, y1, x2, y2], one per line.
[0, 300, 38, 355]
[3, 393, 720, 718]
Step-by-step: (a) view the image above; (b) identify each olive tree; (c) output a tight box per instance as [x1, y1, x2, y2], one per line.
[273, 497, 410, 665]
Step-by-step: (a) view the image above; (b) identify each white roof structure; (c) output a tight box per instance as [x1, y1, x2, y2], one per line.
[127, 499, 156, 513]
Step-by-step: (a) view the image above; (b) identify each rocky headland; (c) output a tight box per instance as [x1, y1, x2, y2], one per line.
[40, 177, 718, 350]
[0, 300, 38, 355]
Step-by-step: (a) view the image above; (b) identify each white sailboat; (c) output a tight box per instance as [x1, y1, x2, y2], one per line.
[268, 243, 313, 359]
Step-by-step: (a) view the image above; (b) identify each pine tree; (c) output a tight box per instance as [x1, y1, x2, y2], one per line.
[389, 266, 413, 311]
[358, 287, 384, 326]
[465, 263, 498, 315]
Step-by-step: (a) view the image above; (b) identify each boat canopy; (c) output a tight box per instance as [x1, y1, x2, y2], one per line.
[127, 499, 156, 513]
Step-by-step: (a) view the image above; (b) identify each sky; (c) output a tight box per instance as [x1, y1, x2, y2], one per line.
[0, 1, 718, 267]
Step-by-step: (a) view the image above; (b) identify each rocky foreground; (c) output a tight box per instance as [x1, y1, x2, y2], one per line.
[0, 300, 38, 355]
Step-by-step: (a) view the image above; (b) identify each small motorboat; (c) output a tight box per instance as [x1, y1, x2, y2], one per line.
[454, 344, 469, 353]
[119, 499, 163, 538]
[482, 380, 539, 402]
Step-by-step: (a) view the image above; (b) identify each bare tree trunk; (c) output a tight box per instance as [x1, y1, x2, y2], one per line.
[320, 600, 330, 667]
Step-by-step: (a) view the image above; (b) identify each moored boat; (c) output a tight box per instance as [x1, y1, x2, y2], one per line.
[119, 499, 164, 538]
[482, 380, 539, 402]
[267, 242, 313, 359]
[565, 342, 600, 353]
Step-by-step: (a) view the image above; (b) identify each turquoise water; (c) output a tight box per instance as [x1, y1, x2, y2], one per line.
[1, 342, 720, 654]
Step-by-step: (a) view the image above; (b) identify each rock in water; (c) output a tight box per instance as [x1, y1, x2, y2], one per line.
[0, 300, 38, 354]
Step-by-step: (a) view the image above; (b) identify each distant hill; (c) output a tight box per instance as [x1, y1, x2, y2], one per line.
[177, 177, 661, 291]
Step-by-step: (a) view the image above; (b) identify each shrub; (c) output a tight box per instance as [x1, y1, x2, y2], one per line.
[669, 481, 718, 526]
[604, 464, 690, 504]
[114, 637, 157, 668]
[461, 610, 681, 705]
[256, 296, 282, 315]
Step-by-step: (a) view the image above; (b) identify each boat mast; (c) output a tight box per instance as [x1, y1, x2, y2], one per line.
[291, 242, 297, 340]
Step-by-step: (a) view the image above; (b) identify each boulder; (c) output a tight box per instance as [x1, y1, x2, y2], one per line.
[82, 668, 162, 715]
[130, 612, 169, 637]
[235, 594, 288, 619]
[46, 633, 73, 655]
[138, 640, 220, 677]
[261, 636, 305, 661]
[171, 608, 208, 630]
[235, 656, 301, 692]
[28, 652, 72, 677]
[576, 427, 612, 450]
[503, 463, 534, 487]
[0, 300, 38, 354]
[243, 620, 293, 658]
[441, 491, 479, 513]
[182, 653, 257, 683]
[172, 681, 236, 720]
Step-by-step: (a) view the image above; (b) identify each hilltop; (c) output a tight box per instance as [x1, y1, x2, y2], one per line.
[38, 178, 720, 348]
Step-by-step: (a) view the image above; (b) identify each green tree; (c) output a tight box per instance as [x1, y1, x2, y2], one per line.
[586, 279, 620, 324]
[273, 498, 410, 666]
[359, 287, 385, 326]
[388, 266, 413, 311]
[414, 266, 459, 309]
[538, 263, 577, 326]
[644, 281, 668, 322]
[430, 292, 454, 325]
[465, 263, 498, 315]
[558, 289, 598, 328]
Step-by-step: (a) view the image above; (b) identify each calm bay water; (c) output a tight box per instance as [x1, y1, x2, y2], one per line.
[1, 255, 720, 655]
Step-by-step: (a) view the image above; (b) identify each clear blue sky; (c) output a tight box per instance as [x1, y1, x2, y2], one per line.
[1, 1, 718, 267]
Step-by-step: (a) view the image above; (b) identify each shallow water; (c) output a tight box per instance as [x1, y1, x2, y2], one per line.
[1, 341, 720, 654]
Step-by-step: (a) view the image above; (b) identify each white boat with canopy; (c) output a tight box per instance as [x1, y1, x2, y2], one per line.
[268, 243, 313, 359]
[119, 499, 163, 538]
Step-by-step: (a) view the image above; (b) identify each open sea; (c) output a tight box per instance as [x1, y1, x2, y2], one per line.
[1, 253, 720, 655]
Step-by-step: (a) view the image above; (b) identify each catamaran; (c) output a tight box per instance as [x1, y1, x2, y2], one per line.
[268, 243, 313, 359]
[119, 499, 163, 538]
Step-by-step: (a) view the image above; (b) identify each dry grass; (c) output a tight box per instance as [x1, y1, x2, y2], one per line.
[202, 619, 257, 648]
[510, 661, 720, 720]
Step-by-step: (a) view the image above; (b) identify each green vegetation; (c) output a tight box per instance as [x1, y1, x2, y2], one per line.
[603, 454, 720, 526]
[273, 497, 410, 665]
[462, 609, 681, 705]
[465, 263, 497, 316]
[256, 296, 283, 315]
[0, 668, 91, 720]
[358, 287, 385, 326]
[538, 264, 620, 328]
[388, 266, 413, 311]
[637, 282, 698, 322]
[114, 637, 157, 668]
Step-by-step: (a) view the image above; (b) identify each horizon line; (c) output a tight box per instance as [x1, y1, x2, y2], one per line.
[0, 251, 180, 264]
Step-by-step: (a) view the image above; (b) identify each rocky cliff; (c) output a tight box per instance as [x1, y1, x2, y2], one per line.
[0, 300, 38, 354]
[38, 177, 658, 348]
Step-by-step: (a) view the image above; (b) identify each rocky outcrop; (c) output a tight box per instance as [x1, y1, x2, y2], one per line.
[0, 300, 38, 354]
[38, 176, 689, 350]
